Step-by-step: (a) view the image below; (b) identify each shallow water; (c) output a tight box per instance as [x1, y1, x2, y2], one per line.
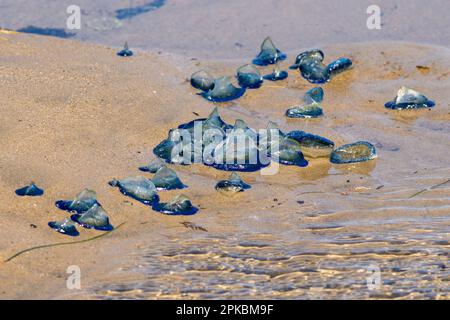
[2, 0, 450, 58]
[90, 166, 449, 299]
[73, 43, 450, 300]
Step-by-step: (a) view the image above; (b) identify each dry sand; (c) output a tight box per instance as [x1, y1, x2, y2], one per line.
[0, 31, 449, 299]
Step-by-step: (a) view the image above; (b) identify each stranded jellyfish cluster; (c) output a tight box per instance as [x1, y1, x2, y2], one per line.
[15, 36, 436, 237]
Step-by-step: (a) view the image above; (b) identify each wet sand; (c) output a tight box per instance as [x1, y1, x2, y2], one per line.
[1, 0, 450, 59]
[0, 31, 449, 299]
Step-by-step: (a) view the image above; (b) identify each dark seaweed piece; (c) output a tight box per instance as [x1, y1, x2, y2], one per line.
[117, 42, 134, 57]
[152, 194, 198, 215]
[139, 157, 166, 173]
[330, 141, 377, 164]
[151, 167, 186, 190]
[55, 189, 99, 214]
[237, 64, 263, 89]
[190, 70, 215, 91]
[115, 0, 166, 20]
[385, 87, 435, 110]
[263, 63, 288, 81]
[180, 221, 208, 232]
[71, 204, 113, 231]
[215, 172, 251, 194]
[253, 37, 287, 66]
[15, 182, 44, 196]
[109, 176, 158, 205]
[327, 57, 353, 76]
[286, 132, 334, 158]
[48, 218, 79, 237]
[201, 77, 246, 102]
[17, 26, 76, 38]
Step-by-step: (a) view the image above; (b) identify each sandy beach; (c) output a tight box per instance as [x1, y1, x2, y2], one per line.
[0, 1, 449, 300]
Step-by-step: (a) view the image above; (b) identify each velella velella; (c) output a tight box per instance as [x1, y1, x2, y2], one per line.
[265, 120, 285, 136]
[153, 128, 195, 165]
[330, 141, 377, 164]
[210, 119, 267, 172]
[237, 64, 264, 89]
[177, 108, 231, 162]
[150, 166, 186, 190]
[190, 70, 215, 91]
[71, 203, 113, 231]
[108, 176, 158, 204]
[15, 182, 44, 196]
[48, 218, 79, 237]
[139, 157, 166, 173]
[202, 107, 233, 130]
[253, 37, 286, 66]
[263, 63, 288, 81]
[55, 189, 99, 213]
[327, 57, 353, 77]
[178, 107, 232, 133]
[152, 194, 198, 215]
[117, 42, 133, 57]
[286, 103, 323, 118]
[201, 76, 246, 102]
[303, 87, 324, 104]
[149, 107, 387, 173]
[262, 122, 307, 167]
[215, 172, 251, 194]
[260, 121, 285, 148]
[290, 49, 352, 83]
[269, 135, 308, 167]
[299, 59, 329, 84]
[385, 87, 435, 110]
[286, 87, 324, 118]
[153, 131, 178, 164]
[290, 49, 325, 70]
[286, 131, 335, 158]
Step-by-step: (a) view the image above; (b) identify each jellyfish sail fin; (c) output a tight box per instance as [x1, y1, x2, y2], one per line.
[152, 194, 198, 215]
[15, 182, 44, 196]
[109, 176, 158, 204]
[385, 87, 435, 110]
[237, 64, 263, 89]
[190, 70, 215, 91]
[71, 203, 113, 231]
[201, 76, 246, 102]
[253, 37, 286, 66]
[151, 167, 186, 190]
